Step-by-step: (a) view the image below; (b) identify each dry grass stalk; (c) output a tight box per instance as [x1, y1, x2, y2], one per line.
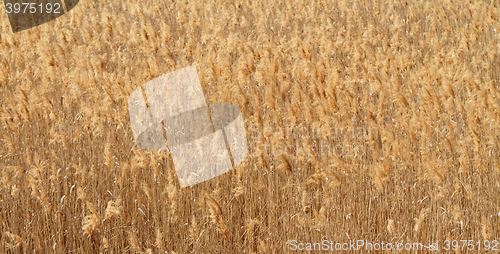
[82, 201, 101, 236]
[415, 208, 430, 233]
[204, 191, 229, 238]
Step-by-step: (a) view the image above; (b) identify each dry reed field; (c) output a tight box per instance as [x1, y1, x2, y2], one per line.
[1, 0, 500, 253]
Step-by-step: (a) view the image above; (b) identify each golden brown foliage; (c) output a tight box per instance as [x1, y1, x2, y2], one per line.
[0, 0, 500, 252]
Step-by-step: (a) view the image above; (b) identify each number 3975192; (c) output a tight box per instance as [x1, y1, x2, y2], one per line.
[5, 3, 61, 14]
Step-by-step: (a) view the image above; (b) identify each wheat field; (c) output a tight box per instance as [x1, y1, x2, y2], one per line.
[0, 0, 500, 253]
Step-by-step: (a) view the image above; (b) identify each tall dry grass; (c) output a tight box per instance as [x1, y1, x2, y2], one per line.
[0, 0, 500, 253]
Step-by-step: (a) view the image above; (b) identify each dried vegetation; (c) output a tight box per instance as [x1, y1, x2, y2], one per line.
[0, 0, 500, 253]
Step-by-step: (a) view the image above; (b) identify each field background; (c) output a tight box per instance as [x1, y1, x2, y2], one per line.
[1, 0, 500, 253]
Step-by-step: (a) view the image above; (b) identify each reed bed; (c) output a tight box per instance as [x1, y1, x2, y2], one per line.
[0, 0, 499, 253]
